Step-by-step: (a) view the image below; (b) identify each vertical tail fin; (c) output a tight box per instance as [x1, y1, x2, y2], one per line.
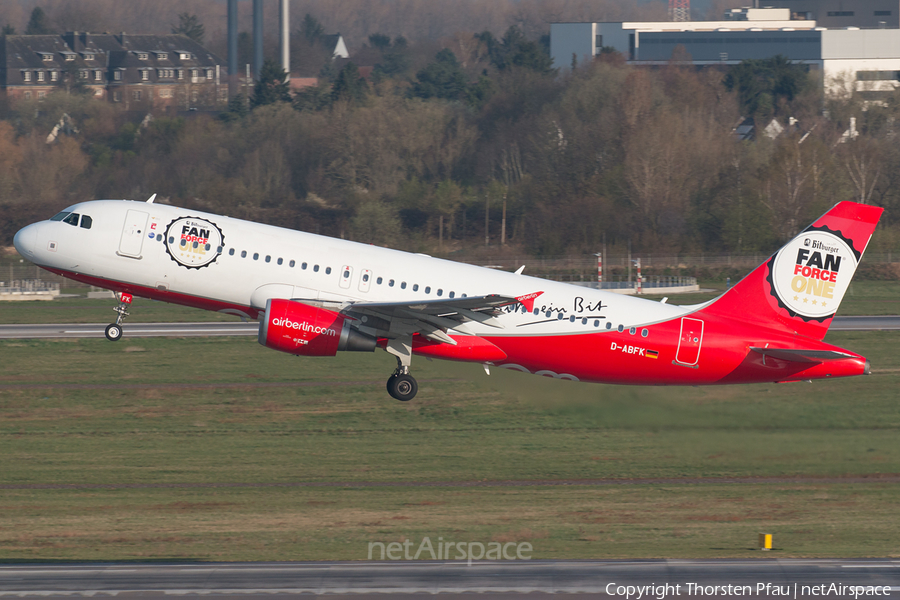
[699, 201, 883, 341]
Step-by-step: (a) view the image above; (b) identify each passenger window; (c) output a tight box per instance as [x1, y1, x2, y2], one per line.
[425, 286, 431, 294]
[241, 250, 247, 258]
[277, 258, 283, 265]
[289, 260, 295, 267]
[343, 269, 350, 278]
[302, 262, 307, 269]
[169, 237, 175, 244]
[193, 241, 199, 249]
[253, 253, 259, 260]
[325, 267, 332, 275]
[389, 279, 395, 287]
[363, 274, 370, 282]
[449, 291, 455, 298]
[216, 246, 222, 254]
[437, 289, 443, 296]
[63, 213, 80, 226]
[205, 243, 211, 251]
[265, 255, 271, 263]
[229, 248, 235, 256]
[156, 234, 163, 241]
[618, 324, 624, 332]
[606, 322, 612, 330]
[412, 284, 418, 291]
[377, 277, 383, 284]
[314, 265, 319, 272]
[401, 282, 407, 289]
[80, 215, 92, 229]
[569, 315, 576, 322]
[180, 239, 188, 247]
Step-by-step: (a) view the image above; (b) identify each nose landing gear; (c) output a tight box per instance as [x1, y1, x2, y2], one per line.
[105, 292, 133, 342]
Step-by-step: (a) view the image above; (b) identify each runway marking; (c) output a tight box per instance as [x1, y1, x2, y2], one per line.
[2, 474, 899, 491]
[60, 329, 257, 334]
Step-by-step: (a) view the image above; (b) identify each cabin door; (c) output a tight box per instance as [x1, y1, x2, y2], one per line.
[675, 317, 704, 366]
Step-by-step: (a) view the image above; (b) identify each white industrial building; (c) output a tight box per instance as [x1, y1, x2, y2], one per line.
[551, 7, 900, 99]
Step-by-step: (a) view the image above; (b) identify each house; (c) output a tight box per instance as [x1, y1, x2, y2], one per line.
[1, 31, 226, 111]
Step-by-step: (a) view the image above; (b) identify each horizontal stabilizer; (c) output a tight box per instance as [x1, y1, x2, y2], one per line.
[750, 347, 854, 364]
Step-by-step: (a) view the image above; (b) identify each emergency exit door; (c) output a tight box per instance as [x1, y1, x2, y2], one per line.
[118, 210, 149, 258]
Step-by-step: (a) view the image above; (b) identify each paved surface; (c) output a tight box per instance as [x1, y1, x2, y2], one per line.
[0, 322, 260, 339]
[0, 560, 897, 598]
[0, 316, 899, 340]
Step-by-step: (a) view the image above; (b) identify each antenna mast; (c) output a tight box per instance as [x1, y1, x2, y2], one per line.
[669, 0, 690, 22]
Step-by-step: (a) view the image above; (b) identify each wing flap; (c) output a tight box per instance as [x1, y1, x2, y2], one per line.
[337, 294, 519, 344]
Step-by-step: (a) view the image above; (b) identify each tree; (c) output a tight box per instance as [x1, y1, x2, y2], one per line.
[332, 63, 367, 104]
[723, 56, 812, 119]
[301, 14, 324, 42]
[251, 60, 291, 108]
[478, 27, 554, 74]
[411, 49, 468, 102]
[25, 7, 53, 35]
[368, 33, 391, 51]
[375, 36, 412, 78]
[1, 24, 15, 36]
[172, 13, 205, 45]
[351, 200, 402, 246]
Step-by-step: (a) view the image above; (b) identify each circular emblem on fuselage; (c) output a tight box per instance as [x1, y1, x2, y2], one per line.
[770, 230, 856, 319]
[164, 216, 224, 269]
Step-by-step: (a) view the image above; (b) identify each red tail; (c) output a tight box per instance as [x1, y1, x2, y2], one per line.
[698, 201, 883, 341]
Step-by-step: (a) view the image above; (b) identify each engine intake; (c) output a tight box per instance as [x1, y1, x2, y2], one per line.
[259, 298, 376, 356]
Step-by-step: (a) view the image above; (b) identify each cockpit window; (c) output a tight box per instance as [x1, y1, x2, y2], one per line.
[62, 213, 80, 226]
[50, 211, 70, 221]
[80, 215, 92, 229]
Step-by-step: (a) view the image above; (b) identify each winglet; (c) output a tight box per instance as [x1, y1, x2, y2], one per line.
[146, 193, 157, 204]
[515, 291, 544, 312]
[514, 265, 525, 275]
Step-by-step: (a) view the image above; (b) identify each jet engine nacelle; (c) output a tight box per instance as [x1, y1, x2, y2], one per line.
[259, 298, 376, 356]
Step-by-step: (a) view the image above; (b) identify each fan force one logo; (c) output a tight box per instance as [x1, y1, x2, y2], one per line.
[164, 217, 224, 269]
[272, 317, 338, 337]
[771, 230, 857, 319]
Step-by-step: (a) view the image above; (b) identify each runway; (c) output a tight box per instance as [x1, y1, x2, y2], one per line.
[0, 560, 898, 598]
[0, 316, 898, 339]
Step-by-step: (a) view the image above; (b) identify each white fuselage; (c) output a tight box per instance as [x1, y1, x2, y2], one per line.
[19, 200, 692, 336]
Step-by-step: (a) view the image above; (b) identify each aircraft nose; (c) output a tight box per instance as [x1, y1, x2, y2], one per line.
[13, 223, 38, 258]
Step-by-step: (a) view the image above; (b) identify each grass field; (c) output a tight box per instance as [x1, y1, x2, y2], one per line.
[1, 324, 899, 561]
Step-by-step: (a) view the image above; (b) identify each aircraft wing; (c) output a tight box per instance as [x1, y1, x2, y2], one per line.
[340, 294, 518, 345]
[750, 347, 854, 364]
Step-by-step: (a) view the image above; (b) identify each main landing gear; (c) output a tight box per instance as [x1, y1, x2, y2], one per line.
[105, 292, 133, 342]
[387, 367, 418, 402]
[385, 337, 418, 401]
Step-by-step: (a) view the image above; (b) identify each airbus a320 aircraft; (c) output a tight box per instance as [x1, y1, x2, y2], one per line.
[14, 198, 882, 401]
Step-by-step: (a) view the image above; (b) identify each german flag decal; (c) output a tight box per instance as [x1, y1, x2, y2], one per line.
[646, 350, 659, 359]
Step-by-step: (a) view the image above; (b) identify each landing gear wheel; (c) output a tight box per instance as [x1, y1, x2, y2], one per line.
[387, 373, 418, 402]
[105, 323, 123, 342]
